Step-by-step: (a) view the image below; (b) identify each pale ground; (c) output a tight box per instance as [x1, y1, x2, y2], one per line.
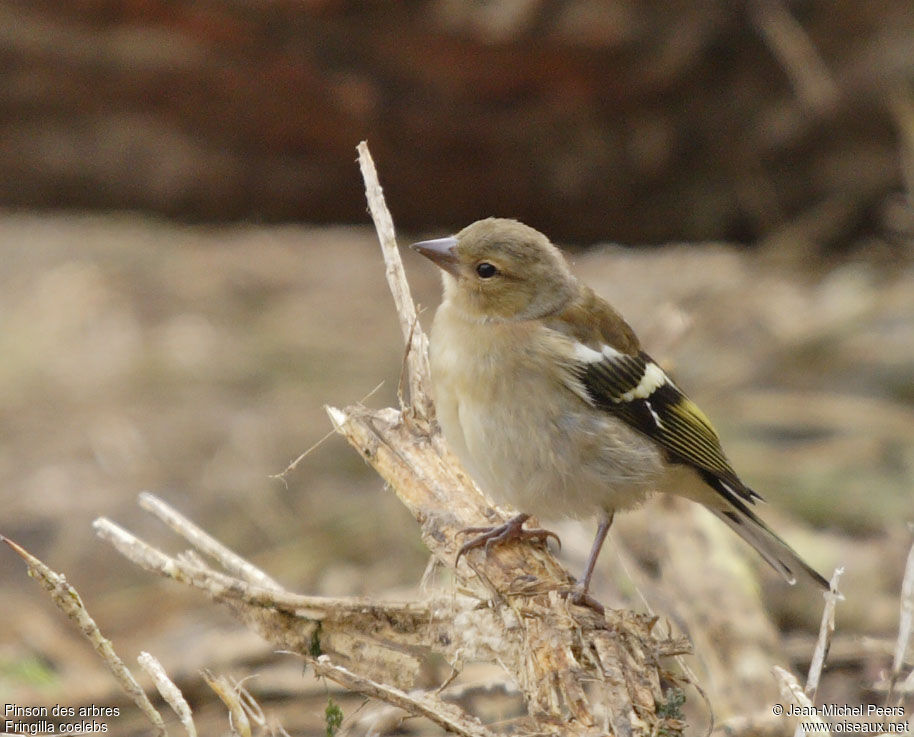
[0, 211, 911, 734]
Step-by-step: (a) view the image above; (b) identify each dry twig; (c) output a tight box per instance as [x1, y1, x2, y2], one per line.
[806, 569, 843, 698]
[773, 666, 831, 736]
[139, 490, 281, 590]
[357, 140, 434, 419]
[792, 568, 843, 737]
[138, 651, 197, 737]
[1, 535, 168, 736]
[887, 537, 914, 702]
[748, 0, 839, 115]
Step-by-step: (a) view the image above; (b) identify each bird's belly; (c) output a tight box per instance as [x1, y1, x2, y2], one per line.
[436, 369, 664, 521]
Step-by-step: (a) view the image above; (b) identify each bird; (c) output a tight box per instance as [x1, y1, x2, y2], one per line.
[411, 217, 828, 605]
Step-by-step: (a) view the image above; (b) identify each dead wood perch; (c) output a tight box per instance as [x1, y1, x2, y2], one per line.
[321, 142, 691, 734]
[86, 142, 689, 736]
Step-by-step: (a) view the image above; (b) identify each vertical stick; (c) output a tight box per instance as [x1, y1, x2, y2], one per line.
[356, 141, 434, 419]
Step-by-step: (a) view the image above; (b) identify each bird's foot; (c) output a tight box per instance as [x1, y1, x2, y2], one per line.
[560, 514, 613, 615]
[455, 513, 561, 565]
[565, 582, 605, 615]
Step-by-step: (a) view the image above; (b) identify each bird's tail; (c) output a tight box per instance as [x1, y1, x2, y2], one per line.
[709, 500, 828, 589]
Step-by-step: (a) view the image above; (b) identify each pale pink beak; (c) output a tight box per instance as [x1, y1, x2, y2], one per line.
[411, 237, 460, 277]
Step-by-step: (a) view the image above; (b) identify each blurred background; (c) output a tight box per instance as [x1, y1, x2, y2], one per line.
[1, 1, 913, 734]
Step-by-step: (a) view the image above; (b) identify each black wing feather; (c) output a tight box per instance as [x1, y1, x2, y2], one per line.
[567, 344, 826, 588]
[576, 350, 763, 506]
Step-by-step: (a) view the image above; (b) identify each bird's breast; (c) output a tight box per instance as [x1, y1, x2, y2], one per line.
[429, 306, 663, 519]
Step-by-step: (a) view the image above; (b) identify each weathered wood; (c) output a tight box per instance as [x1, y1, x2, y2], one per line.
[325, 403, 687, 734]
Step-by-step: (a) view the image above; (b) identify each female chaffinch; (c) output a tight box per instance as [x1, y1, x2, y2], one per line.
[412, 217, 827, 604]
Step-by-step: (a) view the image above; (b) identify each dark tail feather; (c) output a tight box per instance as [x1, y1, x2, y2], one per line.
[709, 502, 829, 589]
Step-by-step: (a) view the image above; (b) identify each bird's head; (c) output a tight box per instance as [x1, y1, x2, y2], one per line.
[411, 218, 575, 321]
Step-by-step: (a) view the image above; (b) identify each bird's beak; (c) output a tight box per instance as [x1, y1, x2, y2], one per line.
[410, 236, 460, 277]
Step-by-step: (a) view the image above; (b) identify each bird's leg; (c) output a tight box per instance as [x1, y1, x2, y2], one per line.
[568, 513, 614, 613]
[455, 512, 561, 565]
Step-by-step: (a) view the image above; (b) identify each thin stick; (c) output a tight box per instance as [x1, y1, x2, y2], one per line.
[1, 536, 167, 736]
[93, 516, 432, 622]
[748, 0, 838, 114]
[138, 491, 282, 590]
[138, 651, 197, 737]
[310, 655, 497, 737]
[773, 666, 831, 736]
[356, 141, 434, 418]
[203, 670, 252, 737]
[271, 381, 385, 483]
[887, 84, 914, 204]
[888, 538, 914, 702]
[794, 567, 843, 737]
[806, 567, 844, 698]
[269, 427, 336, 485]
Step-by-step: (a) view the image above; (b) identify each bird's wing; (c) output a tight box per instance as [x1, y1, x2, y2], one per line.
[566, 341, 763, 506]
[546, 289, 827, 587]
[545, 285, 761, 506]
[560, 335, 831, 587]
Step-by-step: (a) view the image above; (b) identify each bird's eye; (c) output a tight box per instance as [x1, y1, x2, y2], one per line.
[475, 262, 498, 279]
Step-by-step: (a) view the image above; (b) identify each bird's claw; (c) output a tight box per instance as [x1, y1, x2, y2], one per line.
[455, 513, 561, 565]
[565, 584, 605, 615]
